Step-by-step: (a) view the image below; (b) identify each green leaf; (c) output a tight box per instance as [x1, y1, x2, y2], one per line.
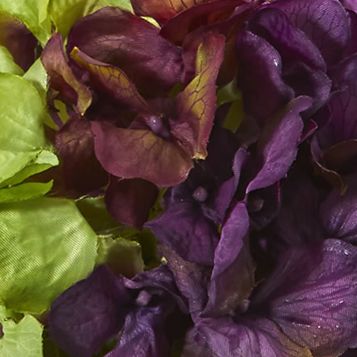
[0, 313, 43, 357]
[0, 73, 47, 184]
[223, 99, 245, 133]
[0, 0, 51, 44]
[0, 150, 58, 188]
[0, 198, 97, 314]
[0, 181, 53, 203]
[217, 80, 241, 106]
[97, 237, 144, 277]
[24, 59, 48, 93]
[49, 0, 132, 37]
[0, 46, 23, 75]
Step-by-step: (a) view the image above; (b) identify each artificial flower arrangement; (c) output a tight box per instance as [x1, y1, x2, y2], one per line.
[0, 0, 357, 356]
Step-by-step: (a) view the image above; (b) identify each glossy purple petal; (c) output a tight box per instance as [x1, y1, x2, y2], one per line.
[246, 96, 312, 193]
[253, 239, 357, 356]
[249, 7, 326, 70]
[197, 317, 312, 357]
[105, 177, 158, 228]
[236, 31, 294, 120]
[146, 202, 218, 265]
[270, 0, 350, 65]
[67, 7, 184, 95]
[48, 266, 130, 357]
[0, 13, 37, 70]
[91, 121, 193, 187]
[205, 202, 255, 316]
[54, 119, 108, 197]
[320, 174, 357, 243]
[41, 34, 92, 115]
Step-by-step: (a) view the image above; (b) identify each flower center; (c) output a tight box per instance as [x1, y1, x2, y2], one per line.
[192, 186, 208, 202]
[146, 115, 170, 139]
[135, 290, 152, 307]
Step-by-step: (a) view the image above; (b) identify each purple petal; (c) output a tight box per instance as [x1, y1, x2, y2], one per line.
[270, 0, 350, 65]
[48, 266, 130, 357]
[197, 317, 312, 357]
[146, 202, 218, 265]
[320, 174, 357, 243]
[105, 177, 158, 228]
[67, 7, 184, 96]
[91, 121, 193, 187]
[160, 245, 209, 317]
[41, 34, 92, 115]
[249, 7, 326, 70]
[253, 239, 357, 356]
[246, 96, 312, 193]
[205, 202, 255, 316]
[105, 305, 172, 357]
[236, 31, 294, 120]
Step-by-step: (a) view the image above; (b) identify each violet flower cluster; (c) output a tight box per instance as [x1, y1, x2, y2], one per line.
[38, 0, 357, 356]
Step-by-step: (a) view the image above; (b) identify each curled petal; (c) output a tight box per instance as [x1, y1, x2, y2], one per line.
[270, 0, 350, 65]
[70, 47, 150, 112]
[41, 34, 92, 115]
[172, 33, 225, 159]
[67, 7, 184, 95]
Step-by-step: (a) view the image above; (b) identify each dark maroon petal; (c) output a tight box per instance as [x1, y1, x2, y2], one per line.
[105, 177, 158, 228]
[197, 317, 312, 357]
[246, 96, 312, 193]
[146, 202, 218, 265]
[249, 7, 326, 71]
[172, 32, 225, 159]
[67, 7, 184, 96]
[41, 34, 92, 115]
[48, 266, 130, 357]
[70, 47, 150, 112]
[236, 31, 294, 120]
[253, 239, 357, 357]
[91, 121, 193, 187]
[205, 202, 255, 316]
[320, 174, 357, 243]
[270, 0, 350, 65]
[131, 0, 210, 23]
[0, 13, 37, 71]
[54, 119, 108, 197]
[160, 0, 252, 44]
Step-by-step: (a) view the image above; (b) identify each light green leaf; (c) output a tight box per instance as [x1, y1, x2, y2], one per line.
[0, 198, 97, 314]
[0, 181, 53, 203]
[49, 0, 132, 37]
[0, 46, 23, 75]
[0, 313, 43, 357]
[0, 73, 47, 183]
[0, 0, 51, 44]
[0, 150, 58, 188]
[24, 59, 48, 93]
